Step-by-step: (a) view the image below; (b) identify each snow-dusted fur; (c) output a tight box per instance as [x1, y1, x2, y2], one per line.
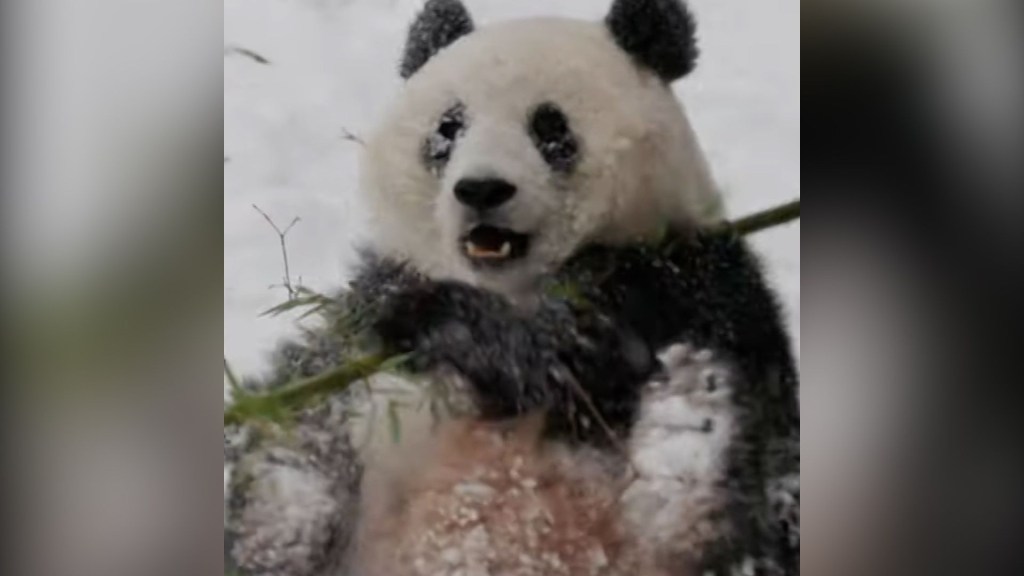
[622, 345, 738, 567]
[361, 10, 722, 299]
[354, 346, 744, 576]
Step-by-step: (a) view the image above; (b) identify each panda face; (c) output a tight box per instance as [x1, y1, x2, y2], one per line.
[432, 99, 582, 276]
[361, 17, 723, 299]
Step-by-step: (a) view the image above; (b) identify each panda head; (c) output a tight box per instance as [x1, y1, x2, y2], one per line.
[361, 0, 724, 298]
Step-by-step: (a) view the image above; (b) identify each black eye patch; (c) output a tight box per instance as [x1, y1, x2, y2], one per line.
[422, 102, 466, 176]
[529, 103, 580, 173]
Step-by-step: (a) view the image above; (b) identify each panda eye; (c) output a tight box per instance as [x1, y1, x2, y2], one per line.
[532, 104, 569, 142]
[529, 103, 579, 173]
[436, 104, 466, 140]
[438, 118, 463, 140]
[422, 103, 466, 176]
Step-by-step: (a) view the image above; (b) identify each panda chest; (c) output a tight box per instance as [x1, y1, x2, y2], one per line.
[362, 417, 643, 575]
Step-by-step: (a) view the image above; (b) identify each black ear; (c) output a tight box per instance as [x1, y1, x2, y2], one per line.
[400, 0, 475, 79]
[606, 0, 698, 82]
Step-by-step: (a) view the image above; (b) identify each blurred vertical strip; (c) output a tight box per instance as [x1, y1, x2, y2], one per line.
[1, 1, 224, 576]
[803, 1, 1024, 575]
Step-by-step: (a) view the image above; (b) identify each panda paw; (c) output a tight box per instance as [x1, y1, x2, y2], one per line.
[371, 282, 447, 353]
[629, 343, 737, 478]
[371, 280, 557, 416]
[648, 343, 732, 401]
[622, 344, 741, 563]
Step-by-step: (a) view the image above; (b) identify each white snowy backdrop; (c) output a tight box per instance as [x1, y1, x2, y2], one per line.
[224, 0, 800, 377]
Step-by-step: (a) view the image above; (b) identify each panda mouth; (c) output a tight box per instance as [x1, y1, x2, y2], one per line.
[461, 225, 531, 265]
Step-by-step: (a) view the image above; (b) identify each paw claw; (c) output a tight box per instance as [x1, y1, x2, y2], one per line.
[650, 342, 733, 396]
[657, 343, 693, 369]
[701, 367, 726, 392]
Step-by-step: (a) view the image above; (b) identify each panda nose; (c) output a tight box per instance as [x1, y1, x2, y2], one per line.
[454, 178, 517, 210]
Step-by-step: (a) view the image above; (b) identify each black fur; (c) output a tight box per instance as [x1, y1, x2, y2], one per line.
[569, 232, 799, 574]
[373, 273, 654, 442]
[366, 228, 799, 573]
[529, 103, 581, 174]
[400, 0, 474, 79]
[606, 0, 699, 81]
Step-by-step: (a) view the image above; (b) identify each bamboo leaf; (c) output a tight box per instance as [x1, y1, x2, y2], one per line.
[298, 301, 332, 320]
[379, 353, 414, 373]
[223, 354, 392, 427]
[259, 294, 325, 317]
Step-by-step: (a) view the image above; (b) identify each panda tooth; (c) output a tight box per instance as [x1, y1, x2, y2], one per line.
[465, 240, 512, 259]
[466, 242, 494, 258]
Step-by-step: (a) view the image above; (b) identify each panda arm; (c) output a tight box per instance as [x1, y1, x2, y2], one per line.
[577, 231, 800, 573]
[367, 265, 654, 442]
[576, 230, 799, 407]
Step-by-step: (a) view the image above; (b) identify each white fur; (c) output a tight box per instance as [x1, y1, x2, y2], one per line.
[361, 17, 723, 301]
[351, 344, 738, 574]
[622, 343, 737, 561]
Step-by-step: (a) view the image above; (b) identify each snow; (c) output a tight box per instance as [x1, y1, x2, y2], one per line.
[224, 0, 800, 377]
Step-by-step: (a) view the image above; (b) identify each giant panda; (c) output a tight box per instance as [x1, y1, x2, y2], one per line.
[226, 1, 799, 575]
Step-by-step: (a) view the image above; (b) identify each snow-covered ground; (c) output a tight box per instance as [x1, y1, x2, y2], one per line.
[225, 0, 800, 377]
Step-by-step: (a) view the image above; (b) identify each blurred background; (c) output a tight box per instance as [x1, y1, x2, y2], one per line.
[2, 0, 1023, 575]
